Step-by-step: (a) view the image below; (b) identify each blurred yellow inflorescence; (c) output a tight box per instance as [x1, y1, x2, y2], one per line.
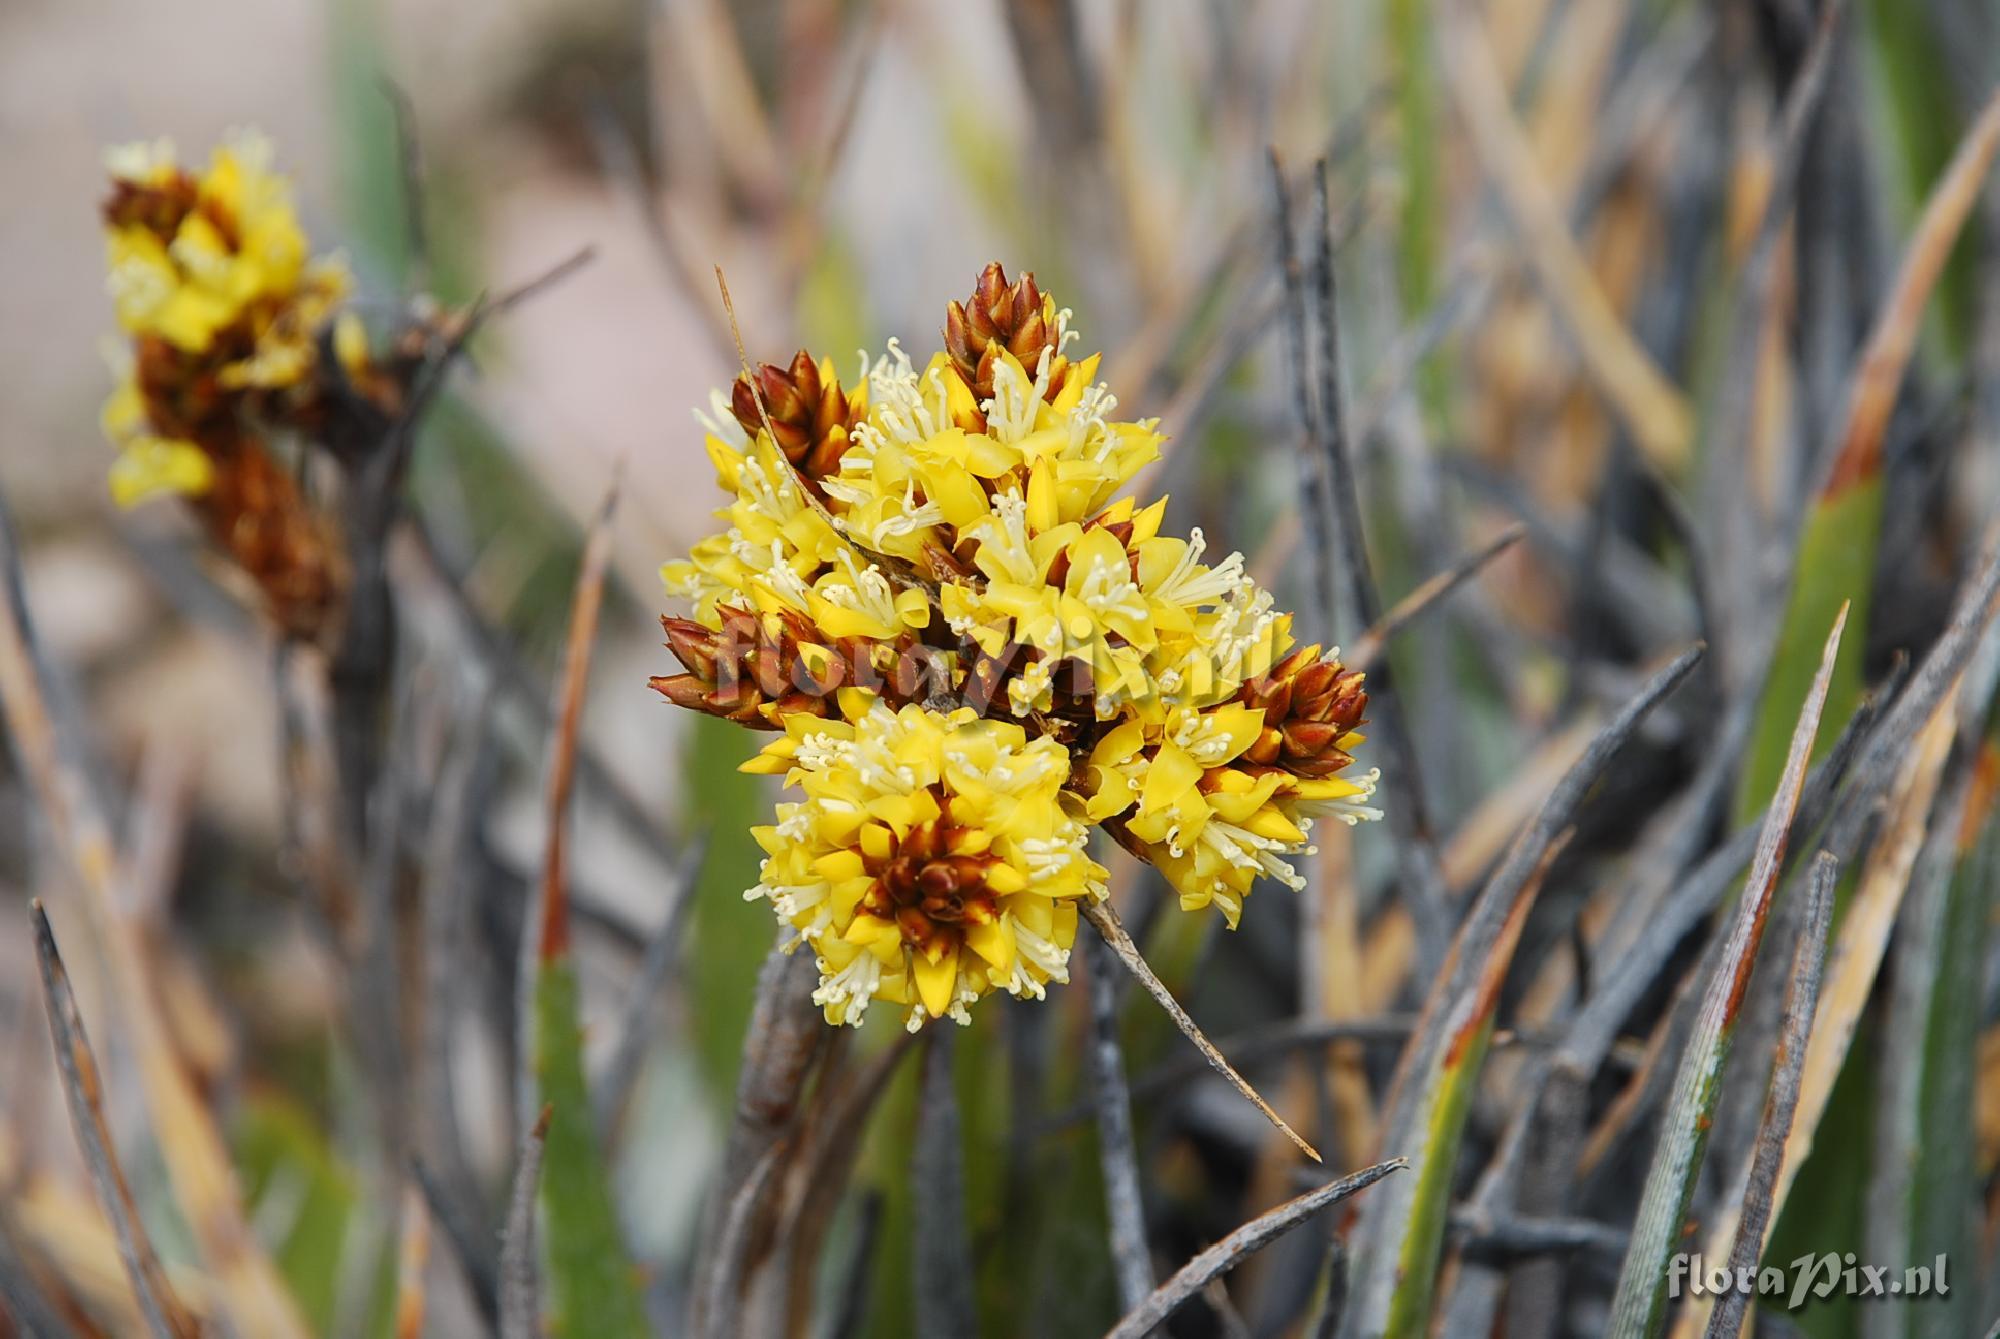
[96, 132, 370, 641]
[655, 263, 1382, 1030]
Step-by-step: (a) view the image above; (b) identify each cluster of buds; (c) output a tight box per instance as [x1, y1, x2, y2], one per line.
[654, 605, 942, 725]
[1238, 644, 1370, 777]
[728, 350, 861, 482]
[658, 264, 1381, 1029]
[944, 261, 1077, 411]
[97, 133, 433, 642]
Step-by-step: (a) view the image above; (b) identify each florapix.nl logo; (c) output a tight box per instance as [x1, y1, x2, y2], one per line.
[1668, 1253, 1950, 1310]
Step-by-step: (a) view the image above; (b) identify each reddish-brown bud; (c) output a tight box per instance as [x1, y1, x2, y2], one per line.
[101, 172, 201, 241]
[1237, 645, 1369, 777]
[944, 262, 1073, 405]
[728, 349, 859, 479]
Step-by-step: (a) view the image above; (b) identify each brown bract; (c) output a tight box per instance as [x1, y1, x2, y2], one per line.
[652, 605, 945, 728]
[196, 438, 347, 642]
[1238, 644, 1369, 777]
[944, 261, 1073, 405]
[857, 798, 1003, 959]
[729, 349, 860, 481]
[101, 171, 201, 240]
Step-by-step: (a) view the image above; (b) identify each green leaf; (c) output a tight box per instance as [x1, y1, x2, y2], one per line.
[328, 0, 413, 287]
[1763, 1014, 1876, 1339]
[1610, 613, 1843, 1339]
[234, 1093, 358, 1336]
[1880, 747, 1995, 1339]
[1377, 857, 1546, 1339]
[1381, 1012, 1496, 1339]
[687, 714, 773, 1101]
[1860, 0, 1974, 359]
[533, 958, 651, 1338]
[1737, 480, 1881, 827]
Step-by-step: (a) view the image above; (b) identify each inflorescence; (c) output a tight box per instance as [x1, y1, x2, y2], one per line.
[98, 132, 438, 643]
[657, 263, 1382, 1030]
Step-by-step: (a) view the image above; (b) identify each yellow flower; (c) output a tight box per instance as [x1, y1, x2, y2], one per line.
[819, 336, 1161, 560]
[745, 694, 1106, 1028]
[101, 130, 350, 385]
[939, 496, 1286, 722]
[107, 435, 216, 509]
[655, 263, 1385, 966]
[660, 427, 897, 631]
[1079, 701, 1381, 927]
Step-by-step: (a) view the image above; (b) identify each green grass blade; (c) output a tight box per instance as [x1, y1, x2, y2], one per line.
[532, 959, 650, 1337]
[1736, 481, 1879, 825]
[235, 1094, 358, 1337]
[1379, 847, 1551, 1339]
[1740, 86, 2000, 826]
[1609, 610, 1845, 1339]
[1879, 743, 1996, 1339]
[522, 485, 648, 1338]
[686, 713, 773, 1100]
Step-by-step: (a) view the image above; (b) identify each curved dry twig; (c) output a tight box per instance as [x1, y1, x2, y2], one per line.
[1103, 1159, 1408, 1339]
[1083, 900, 1319, 1161]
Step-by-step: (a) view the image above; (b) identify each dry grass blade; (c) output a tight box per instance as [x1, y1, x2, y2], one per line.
[0, 507, 309, 1339]
[1032, 1015, 1419, 1135]
[1703, 853, 1837, 1339]
[533, 477, 617, 960]
[1825, 83, 2000, 488]
[412, 1160, 497, 1331]
[517, 472, 621, 1124]
[1437, 0, 1692, 470]
[499, 1103, 553, 1339]
[29, 902, 200, 1339]
[768, 1035, 918, 1335]
[914, 1028, 977, 1337]
[1605, 606, 1846, 1339]
[701, 1145, 786, 1339]
[1082, 900, 1319, 1161]
[1347, 524, 1527, 672]
[1266, 148, 1337, 639]
[1102, 1159, 1408, 1339]
[1308, 157, 1377, 637]
[692, 941, 826, 1338]
[515, 472, 649, 1338]
[416, 695, 491, 1302]
[1086, 933, 1153, 1311]
[391, 1182, 431, 1339]
[1301, 157, 1454, 971]
[400, 517, 685, 883]
[1387, 644, 1705, 1124]
[0, 1221, 86, 1339]
[716, 264, 779, 445]
[485, 245, 599, 320]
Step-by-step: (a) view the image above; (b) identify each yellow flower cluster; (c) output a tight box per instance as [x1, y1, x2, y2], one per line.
[98, 132, 357, 509]
[745, 694, 1102, 1028]
[655, 264, 1381, 1028]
